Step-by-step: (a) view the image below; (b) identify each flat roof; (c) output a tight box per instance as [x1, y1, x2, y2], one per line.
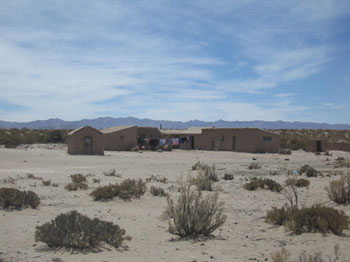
[100, 125, 136, 134]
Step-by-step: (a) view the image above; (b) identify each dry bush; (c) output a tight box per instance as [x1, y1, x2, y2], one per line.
[267, 204, 350, 235]
[190, 172, 214, 191]
[150, 186, 168, 197]
[92, 179, 100, 184]
[243, 180, 260, 191]
[35, 210, 130, 249]
[146, 174, 168, 184]
[90, 179, 146, 201]
[26, 173, 43, 180]
[334, 157, 350, 168]
[192, 162, 219, 182]
[165, 186, 226, 238]
[248, 162, 262, 170]
[103, 168, 120, 177]
[266, 205, 292, 226]
[70, 174, 87, 183]
[299, 165, 318, 177]
[223, 173, 234, 180]
[271, 247, 290, 262]
[326, 173, 350, 205]
[285, 177, 310, 188]
[65, 182, 88, 191]
[244, 177, 282, 192]
[272, 244, 344, 262]
[42, 180, 51, 186]
[279, 148, 292, 155]
[0, 188, 40, 209]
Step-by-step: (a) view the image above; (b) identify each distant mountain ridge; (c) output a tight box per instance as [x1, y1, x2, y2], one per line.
[1, 117, 350, 130]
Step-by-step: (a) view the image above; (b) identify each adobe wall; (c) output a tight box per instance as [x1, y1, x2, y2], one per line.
[67, 127, 104, 155]
[194, 129, 280, 153]
[104, 126, 137, 151]
[137, 127, 162, 140]
[328, 141, 350, 152]
[306, 140, 328, 152]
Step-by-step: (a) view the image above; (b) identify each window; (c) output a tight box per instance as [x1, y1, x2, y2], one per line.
[263, 136, 272, 142]
[120, 135, 124, 140]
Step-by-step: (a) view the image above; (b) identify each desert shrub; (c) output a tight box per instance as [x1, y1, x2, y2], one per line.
[287, 205, 349, 235]
[90, 184, 119, 201]
[70, 174, 87, 183]
[244, 178, 282, 192]
[146, 174, 168, 184]
[90, 179, 146, 201]
[26, 173, 43, 180]
[190, 172, 214, 191]
[65, 182, 88, 191]
[271, 247, 290, 262]
[267, 204, 350, 235]
[192, 162, 219, 182]
[326, 173, 350, 205]
[286, 178, 310, 188]
[35, 210, 130, 249]
[192, 161, 203, 170]
[150, 186, 168, 197]
[243, 180, 260, 191]
[165, 186, 226, 237]
[103, 168, 120, 177]
[266, 205, 292, 226]
[299, 165, 318, 177]
[334, 157, 350, 168]
[264, 178, 283, 192]
[279, 148, 292, 155]
[0, 188, 40, 209]
[92, 179, 100, 184]
[42, 180, 51, 186]
[248, 162, 262, 170]
[223, 173, 234, 180]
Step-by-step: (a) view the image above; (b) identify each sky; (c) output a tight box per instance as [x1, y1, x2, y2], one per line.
[0, 0, 349, 124]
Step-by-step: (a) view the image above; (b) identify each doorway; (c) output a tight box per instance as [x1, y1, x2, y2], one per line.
[316, 140, 322, 152]
[232, 136, 236, 151]
[83, 136, 93, 154]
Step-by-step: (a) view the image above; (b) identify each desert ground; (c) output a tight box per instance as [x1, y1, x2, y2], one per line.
[0, 145, 350, 262]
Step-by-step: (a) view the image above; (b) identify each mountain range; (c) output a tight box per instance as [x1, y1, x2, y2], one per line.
[0, 117, 350, 130]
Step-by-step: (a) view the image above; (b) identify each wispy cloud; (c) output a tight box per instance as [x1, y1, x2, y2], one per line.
[0, 0, 348, 123]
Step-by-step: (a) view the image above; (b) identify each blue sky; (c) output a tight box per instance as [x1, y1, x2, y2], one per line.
[0, 1, 349, 123]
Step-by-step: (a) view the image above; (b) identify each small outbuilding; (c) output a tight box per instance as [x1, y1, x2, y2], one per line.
[67, 126, 104, 155]
[306, 139, 328, 152]
[101, 126, 137, 151]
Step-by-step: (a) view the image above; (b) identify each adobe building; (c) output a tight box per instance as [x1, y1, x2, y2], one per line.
[306, 139, 350, 152]
[137, 127, 162, 140]
[101, 126, 137, 151]
[159, 127, 280, 153]
[67, 126, 104, 155]
[160, 127, 203, 150]
[194, 128, 279, 152]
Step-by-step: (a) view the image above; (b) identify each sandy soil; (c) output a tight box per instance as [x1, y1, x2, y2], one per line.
[0, 145, 350, 262]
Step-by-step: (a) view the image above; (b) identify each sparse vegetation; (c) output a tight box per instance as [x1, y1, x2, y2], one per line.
[266, 204, 349, 235]
[70, 174, 87, 183]
[326, 173, 350, 205]
[285, 177, 310, 188]
[90, 179, 146, 201]
[248, 162, 262, 170]
[150, 186, 168, 197]
[223, 173, 234, 180]
[35, 210, 130, 249]
[190, 172, 214, 191]
[103, 168, 120, 177]
[299, 165, 319, 177]
[65, 182, 88, 191]
[334, 157, 350, 168]
[243, 177, 282, 192]
[146, 174, 168, 184]
[165, 185, 226, 238]
[0, 188, 40, 209]
[42, 180, 51, 186]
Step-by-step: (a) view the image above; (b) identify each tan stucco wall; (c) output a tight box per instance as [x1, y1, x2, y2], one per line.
[67, 127, 104, 155]
[137, 127, 162, 140]
[103, 126, 137, 151]
[306, 140, 328, 152]
[194, 128, 280, 153]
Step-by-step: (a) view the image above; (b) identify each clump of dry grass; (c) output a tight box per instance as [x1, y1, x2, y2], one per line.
[70, 174, 87, 183]
[103, 168, 121, 177]
[35, 210, 130, 249]
[299, 165, 319, 177]
[248, 162, 262, 170]
[165, 185, 226, 238]
[326, 172, 350, 205]
[146, 174, 168, 184]
[150, 186, 168, 197]
[334, 157, 350, 168]
[243, 177, 283, 192]
[90, 179, 146, 201]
